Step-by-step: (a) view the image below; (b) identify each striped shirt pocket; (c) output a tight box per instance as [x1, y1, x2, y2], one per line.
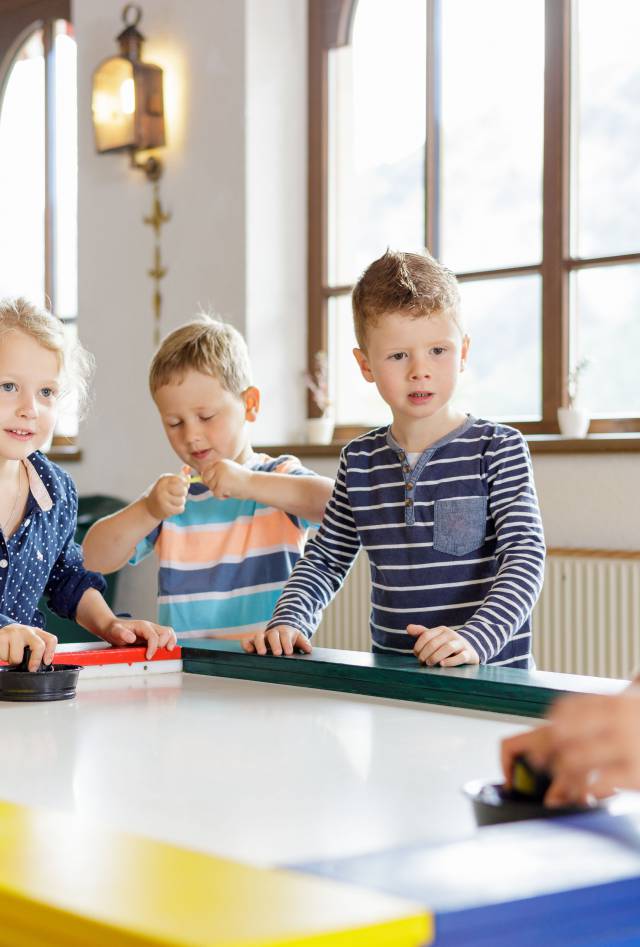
[433, 496, 488, 556]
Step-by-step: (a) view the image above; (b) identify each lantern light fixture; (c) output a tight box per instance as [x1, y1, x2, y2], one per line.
[91, 4, 165, 180]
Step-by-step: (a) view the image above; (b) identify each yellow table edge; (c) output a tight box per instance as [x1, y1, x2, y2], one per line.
[0, 800, 433, 947]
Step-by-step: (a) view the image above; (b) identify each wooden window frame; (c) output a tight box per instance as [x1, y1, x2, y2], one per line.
[308, 0, 640, 441]
[0, 0, 80, 458]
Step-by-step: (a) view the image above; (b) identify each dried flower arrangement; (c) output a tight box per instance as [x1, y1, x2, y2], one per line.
[304, 350, 331, 416]
[567, 357, 590, 408]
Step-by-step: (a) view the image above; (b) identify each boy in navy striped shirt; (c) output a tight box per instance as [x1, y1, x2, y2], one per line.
[245, 249, 545, 668]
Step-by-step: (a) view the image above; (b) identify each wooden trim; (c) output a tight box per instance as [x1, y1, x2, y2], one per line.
[541, 0, 571, 430]
[51, 434, 76, 447]
[48, 447, 82, 462]
[332, 419, 640, 441]
[256, 433, 640, 458]
[456, 263, 542, 282]
[567, 252, 640, 271]
[0, 0, 68, 73]
[320, 0, 355, 49]
[307, 0, 329, 419]
[587, 418, 640, 434]
[548, 548, 640, 560]
[43, 18, 55, 308]
[425, 0, 440, 256]
[322, 283, 352, 297]
[527, 433, 640, 452]
[321, 265, 546, 295]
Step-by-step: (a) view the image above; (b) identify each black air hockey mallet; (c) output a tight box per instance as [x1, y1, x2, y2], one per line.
[509, 753, 553, 803]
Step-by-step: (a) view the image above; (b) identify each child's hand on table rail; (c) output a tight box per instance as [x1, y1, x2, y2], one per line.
[98, 618, 177, 660]
[242, 625, 312, 657]
[407, 624, 480, 667]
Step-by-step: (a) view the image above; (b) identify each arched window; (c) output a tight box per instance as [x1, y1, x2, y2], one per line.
[0, 1, 79, 447]
[309, 0, 640, 439]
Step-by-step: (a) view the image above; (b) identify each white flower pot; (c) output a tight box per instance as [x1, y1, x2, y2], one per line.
[557, 406, 590, 438]
[305, 416, 334, 445]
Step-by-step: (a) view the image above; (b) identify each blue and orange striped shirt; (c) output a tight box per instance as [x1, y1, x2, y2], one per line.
[268, 418, 546, 668]
[130, 454, 317, 639]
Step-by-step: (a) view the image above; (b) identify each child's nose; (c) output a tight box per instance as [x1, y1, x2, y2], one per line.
[409, 359, 431, 379]
[185, 428, 202, 448]
[17, 394, 37, 417]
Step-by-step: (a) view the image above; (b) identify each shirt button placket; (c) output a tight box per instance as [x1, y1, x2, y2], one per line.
[0, 548, 8, 596]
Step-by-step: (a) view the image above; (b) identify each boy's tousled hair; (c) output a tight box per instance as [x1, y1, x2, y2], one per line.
[149, 314, 252, 397]
[0, 296, 94, 414]
[352, 249, 461, 349]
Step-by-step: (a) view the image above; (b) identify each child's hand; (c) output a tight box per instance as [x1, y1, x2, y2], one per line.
[241, 625, 312, 656]
[143, 473, 189, 521]
[0, 624, 57, 670]
[200, 459, 252, 500]
[407, 624, 480, 667]
[98, 618, 177, 660]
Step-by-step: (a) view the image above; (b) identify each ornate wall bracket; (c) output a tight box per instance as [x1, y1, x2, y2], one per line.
[143, 177, 171, 346]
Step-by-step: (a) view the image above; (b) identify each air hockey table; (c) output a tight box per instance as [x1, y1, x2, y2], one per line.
[1, 639, 639, 946]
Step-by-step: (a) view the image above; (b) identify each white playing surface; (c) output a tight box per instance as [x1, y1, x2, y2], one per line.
[0, 668, 538, 866]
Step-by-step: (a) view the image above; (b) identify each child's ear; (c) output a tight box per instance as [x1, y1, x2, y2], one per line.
[243, 386, 260, 422]
[353, 348, 375, 383]
[460, 335, 471, 372]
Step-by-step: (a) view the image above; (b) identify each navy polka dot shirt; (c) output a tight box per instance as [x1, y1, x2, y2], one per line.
[0, 452, 106, 631]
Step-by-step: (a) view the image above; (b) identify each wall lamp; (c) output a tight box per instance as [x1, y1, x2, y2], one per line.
[91, 4, 171, 344]
[91, 4, 165, 180]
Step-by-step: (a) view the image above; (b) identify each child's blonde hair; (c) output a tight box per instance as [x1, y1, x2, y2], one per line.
[352, 249, 462, 350]
[149, 314, 252, 397]
[0, 297, 94, 413]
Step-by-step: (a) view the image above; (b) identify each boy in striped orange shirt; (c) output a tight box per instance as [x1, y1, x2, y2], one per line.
[83, 316, 333, 641]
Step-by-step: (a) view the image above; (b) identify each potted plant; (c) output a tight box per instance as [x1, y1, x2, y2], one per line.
[304, 350, 334, 445]
[557, 357, 590, 438]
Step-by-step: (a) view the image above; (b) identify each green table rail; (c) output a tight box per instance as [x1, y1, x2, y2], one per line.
[182, 639, 628, 718]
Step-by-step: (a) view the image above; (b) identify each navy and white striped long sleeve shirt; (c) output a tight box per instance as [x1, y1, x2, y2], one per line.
[267, 417, 545, 668]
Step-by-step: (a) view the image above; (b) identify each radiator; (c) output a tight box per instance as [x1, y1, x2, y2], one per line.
[316, 552, 371, 652]
[533, 552, 640, 679]
[315, 550, 640, 680]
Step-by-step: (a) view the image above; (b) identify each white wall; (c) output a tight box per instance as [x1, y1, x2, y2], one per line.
[65, 1, 639, 617]
[309, 453, 640, 550]
[73, 0, 249, 504]
[70, 0, 307, 615]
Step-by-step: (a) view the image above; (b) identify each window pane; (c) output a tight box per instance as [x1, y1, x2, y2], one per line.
[0, 29, 45, 303]
[440, 0, 544, 273]
[572, 265, 640, 417]
[54, 20, 78, 319]
[328, 0, 426, 286]
[571, 0, 640, 258]
[457, 275, 541, 420]
[55, 321, 79, 438]
[329, 295, 392, 428]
